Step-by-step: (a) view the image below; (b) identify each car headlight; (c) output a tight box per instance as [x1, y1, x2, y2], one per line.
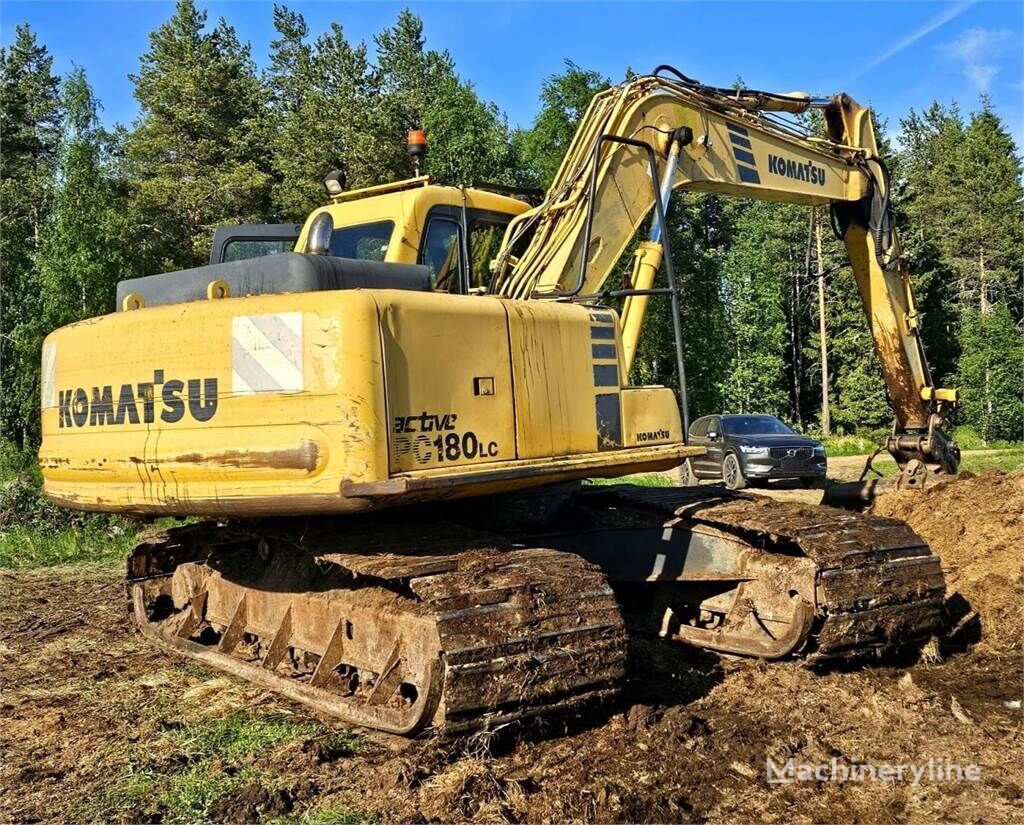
[813, 446, 826, 457]
[738, 445, 768, 455]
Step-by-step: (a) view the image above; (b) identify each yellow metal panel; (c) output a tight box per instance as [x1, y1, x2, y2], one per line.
[620, 387, 683, 447]
[505, 300, 611, 458]
[376, 290, 516, 473]
[40, 290, 389, 516]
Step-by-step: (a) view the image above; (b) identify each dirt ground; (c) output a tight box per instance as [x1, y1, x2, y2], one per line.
[2, 472, 1022, 824]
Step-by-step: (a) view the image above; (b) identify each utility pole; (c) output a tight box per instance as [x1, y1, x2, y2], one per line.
[814, 208, 830, 437]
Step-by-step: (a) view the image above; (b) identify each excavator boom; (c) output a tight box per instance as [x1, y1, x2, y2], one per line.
[491, 68, 959, 480]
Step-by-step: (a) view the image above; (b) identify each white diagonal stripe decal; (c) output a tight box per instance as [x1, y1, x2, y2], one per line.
[41, 341, 57, 408]
[231, 313, 304, 394]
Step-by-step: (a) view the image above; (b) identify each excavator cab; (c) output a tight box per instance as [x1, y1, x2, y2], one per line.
[206, 179, 528, 293]
[293, 178, 530, 295]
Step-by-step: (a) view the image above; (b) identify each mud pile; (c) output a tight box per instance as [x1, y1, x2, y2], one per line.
[872, 469, 1024, 648]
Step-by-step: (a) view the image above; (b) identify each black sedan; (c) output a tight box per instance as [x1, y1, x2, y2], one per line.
[679, 414, 827, 490]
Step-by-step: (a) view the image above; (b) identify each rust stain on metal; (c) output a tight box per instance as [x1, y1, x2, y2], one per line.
[131, 439, 320, 472]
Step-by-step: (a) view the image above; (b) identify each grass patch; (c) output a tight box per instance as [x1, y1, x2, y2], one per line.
[79, 767, 162, 824]
[77, 713, 357, 823]
[309, 729, 365, 759]
[820, 432, 887, 457]
[166, 712, 327, 761]
[859, 446, 1023, 477]
[951, 425, 1020, 451]
[959, 447, 1023, 474]
[301, 805, 380, 825]
[586, 473, 671, 488]
[0, 521, 136, 569]
[160, 760, 254, 823]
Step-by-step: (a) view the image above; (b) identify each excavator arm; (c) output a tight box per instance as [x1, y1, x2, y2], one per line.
[491, 68, 959, 482]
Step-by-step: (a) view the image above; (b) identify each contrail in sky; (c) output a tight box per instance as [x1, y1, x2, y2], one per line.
[843, 0, 976, 86]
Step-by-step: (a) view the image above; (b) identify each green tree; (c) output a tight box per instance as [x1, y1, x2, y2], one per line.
[374, 9, 513, 185]
[38, 69, 127, 328]
[515, 60, 608, 188]
[715, 201, 797, 418]
[122, 0, 271, 270]
[265, 6, 381, 218]
[959, 101, 1024, 315]
[956, 304, 1023, 442]
[0, 25, 62, 448]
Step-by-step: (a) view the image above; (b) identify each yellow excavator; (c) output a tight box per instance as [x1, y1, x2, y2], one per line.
[39, 67, 956, 735]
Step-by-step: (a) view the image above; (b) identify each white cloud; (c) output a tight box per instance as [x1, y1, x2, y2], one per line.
[845, 0, 976, 85]
[941, 27, 1015, 92]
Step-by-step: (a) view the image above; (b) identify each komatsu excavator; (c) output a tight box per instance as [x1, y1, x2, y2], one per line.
[40, 67, 957, 736]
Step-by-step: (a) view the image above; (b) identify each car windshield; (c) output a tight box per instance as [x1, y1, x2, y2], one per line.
[722, 416, 794, 436]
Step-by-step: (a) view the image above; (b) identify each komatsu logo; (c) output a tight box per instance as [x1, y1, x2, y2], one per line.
[767, 154, 827, 186]
[57, 370, 218, 428]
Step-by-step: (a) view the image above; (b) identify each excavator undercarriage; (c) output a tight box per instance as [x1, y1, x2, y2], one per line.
[44, 65, 959, 739]
[127, 484, 945, 736]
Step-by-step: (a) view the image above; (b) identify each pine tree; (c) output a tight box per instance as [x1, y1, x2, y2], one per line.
[122, 0, 271, 271]
[374, 9, 513, 185]
[313, 22, 383, 188]
[898, 99, 1024, 438]
[0, 25, 62, 448]
[959, 101, 1024, 316]
[265, 7, 379, 218]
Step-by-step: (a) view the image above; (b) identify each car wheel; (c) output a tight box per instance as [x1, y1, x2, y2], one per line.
[722, 453, 747, 491]
[678, 458, 698, 487]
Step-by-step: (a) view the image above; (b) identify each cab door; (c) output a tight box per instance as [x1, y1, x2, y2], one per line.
[417, 206, 513, 294]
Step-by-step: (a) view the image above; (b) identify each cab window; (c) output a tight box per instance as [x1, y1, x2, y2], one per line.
[222, 239, 293, 262]
[420, 218, 462, 292]
[468, 221, 504, 292]
[328, 221, 393, 261]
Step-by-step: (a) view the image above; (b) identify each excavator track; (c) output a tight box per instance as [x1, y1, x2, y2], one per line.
[556, 486, 946, 663]
[127, 520, 626, 736]
[126, 485, 944, 736]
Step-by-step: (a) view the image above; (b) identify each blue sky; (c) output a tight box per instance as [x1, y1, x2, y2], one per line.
[3, 1, 1022, 143]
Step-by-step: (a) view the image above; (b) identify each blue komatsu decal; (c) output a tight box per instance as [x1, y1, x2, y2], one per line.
[729, 132, 753, 150]
[726, 121, 762, 184]
[733, 148, 756, 167]
[767, 154, 827, 186]
[737, 165, 761, 184]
